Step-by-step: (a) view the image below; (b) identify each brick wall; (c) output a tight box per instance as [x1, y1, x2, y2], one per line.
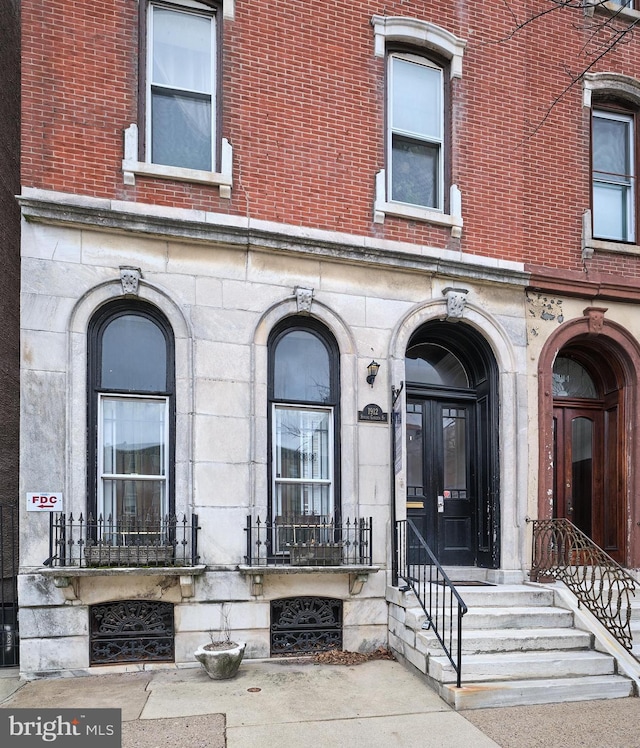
[20, 0, 640, 274]
[0, 0, 21, 507]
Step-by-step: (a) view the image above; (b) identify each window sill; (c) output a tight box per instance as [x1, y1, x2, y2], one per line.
[238, 564, 380, 595]
[595, 1, 640, 21]
[122, 124, 232, 198]
[581, 209, 640, 258]
[374, 170, 463, 236]
[584, 238, 640, 257]
[39, 565, 206, 599]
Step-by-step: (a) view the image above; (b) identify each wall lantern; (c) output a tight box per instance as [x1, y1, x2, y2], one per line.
[366, 360, 380, 387]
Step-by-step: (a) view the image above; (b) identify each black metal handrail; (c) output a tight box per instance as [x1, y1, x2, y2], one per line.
[244, 515, 372, 567]
[395, 519, 467, 687]
[529, 517, 636, 651]
[46, 513, 200, 568]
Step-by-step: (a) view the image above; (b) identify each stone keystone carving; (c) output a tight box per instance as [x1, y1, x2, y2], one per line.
[443, 287, 469, 321]
[120, 266, 142, 296]
[583, 306, 608, 335]
[295, 286, 314, 313]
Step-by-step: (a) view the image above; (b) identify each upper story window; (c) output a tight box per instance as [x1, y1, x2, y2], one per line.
[371, 16, 465, 235]
[582, 74, 640, 258]
[592, 108, 636, 242]
[148, 1, 216, 171]
[268, 319, 340, 525]
[388, 54, 444, 210]
[122, 0, 233, 195]
[88, 301, 175, 525]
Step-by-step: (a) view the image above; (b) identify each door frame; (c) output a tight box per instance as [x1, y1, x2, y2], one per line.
[537, 309, 640, 567]
[405, 321, 500, 568]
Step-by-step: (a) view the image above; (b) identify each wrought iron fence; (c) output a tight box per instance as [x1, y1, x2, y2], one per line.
[46, 513, 200, 568]
[0, 504, 19, 667]
[529, 517, 636, 651]
[395, 519, 467, 687]
[244, 515, 372, 567]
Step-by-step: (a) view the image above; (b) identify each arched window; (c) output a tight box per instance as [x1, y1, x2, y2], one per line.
[268, 318, 340, 523]
[88, 301, 175, 525]
[406, 343, 468, 388]
[552, 356, 598, 398]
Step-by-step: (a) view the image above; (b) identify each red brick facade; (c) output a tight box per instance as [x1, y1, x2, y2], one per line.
[20, 1, 640, 275]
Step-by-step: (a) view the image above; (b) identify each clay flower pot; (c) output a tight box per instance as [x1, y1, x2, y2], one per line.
[194, 641, 246, 680]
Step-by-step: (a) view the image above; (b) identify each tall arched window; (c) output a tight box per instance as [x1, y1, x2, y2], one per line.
[88, 301, 175, 525]
[268, 318, 340, 523]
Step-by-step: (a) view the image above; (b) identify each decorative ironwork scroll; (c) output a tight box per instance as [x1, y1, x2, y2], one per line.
[529, 518, 636, 651]
[270, 597, 342, 656]
[90, 600, 174, 665]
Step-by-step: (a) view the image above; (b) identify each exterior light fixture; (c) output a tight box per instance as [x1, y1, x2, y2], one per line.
[366, 360, 380, 387]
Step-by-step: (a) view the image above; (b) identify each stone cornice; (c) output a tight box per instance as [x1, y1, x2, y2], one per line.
[527, 264, 640, 304]
[18, 189, 529, 288]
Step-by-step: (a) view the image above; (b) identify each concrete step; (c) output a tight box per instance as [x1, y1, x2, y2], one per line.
[446, 584, 556, 609]
[429, 649, 616, 683]
[440, 605, 575, 630]
[417, 626, 593, 655]
[440, 674, 634, 710]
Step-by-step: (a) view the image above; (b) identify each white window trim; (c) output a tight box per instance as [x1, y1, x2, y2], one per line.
[388, 53, 444, 212]
[582, 210, 640, 258]
[147, 2, 217, 173]
[592, 109, 635, 243]
[122, 0, 233, 195]
[371, 15, 466, 78]
[97, 393, 170, 522]
[582, 74, 640, 254]
[271, 404, 335, 522]
[374, 172, 462, 235]
[371, 16, 465, 234]
[587, 0, 640, 21]
[122, 124, 233, 197]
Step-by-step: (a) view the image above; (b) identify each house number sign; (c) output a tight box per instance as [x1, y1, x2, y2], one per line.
[358, 403, 388, 423]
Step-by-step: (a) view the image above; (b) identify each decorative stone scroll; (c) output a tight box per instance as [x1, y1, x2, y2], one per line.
[120, 266, 142, 296]
[443, 287, 468, 321]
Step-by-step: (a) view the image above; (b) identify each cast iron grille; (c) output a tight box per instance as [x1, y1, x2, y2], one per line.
[90, 600, 174, 665]
[270, 596, 342, 656]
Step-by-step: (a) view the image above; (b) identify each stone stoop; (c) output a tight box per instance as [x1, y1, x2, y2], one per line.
[387, 583, 635, 710]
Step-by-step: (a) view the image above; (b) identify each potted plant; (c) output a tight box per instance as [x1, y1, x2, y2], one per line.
[194, 603, 246, 680]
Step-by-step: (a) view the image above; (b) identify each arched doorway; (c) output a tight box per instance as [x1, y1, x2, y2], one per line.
[405, 322, 499, 567]
[538, 309, 640, 568]
[552, 344, 625, 563]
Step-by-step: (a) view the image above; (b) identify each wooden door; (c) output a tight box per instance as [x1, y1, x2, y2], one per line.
[553, 402, 623, 562]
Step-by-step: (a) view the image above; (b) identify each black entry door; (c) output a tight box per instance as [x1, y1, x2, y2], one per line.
[406, 396, 476, 565]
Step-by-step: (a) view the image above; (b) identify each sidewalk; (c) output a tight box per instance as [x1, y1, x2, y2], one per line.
[1, 660, 639, 748]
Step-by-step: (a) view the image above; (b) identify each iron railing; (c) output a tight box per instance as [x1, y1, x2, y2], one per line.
[529, 517, 636, 651]
[46, 513, 200, 568]
[395, 519, 467, 687]
[0, 504, 19, 667]
[244, 516, 372, 567]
